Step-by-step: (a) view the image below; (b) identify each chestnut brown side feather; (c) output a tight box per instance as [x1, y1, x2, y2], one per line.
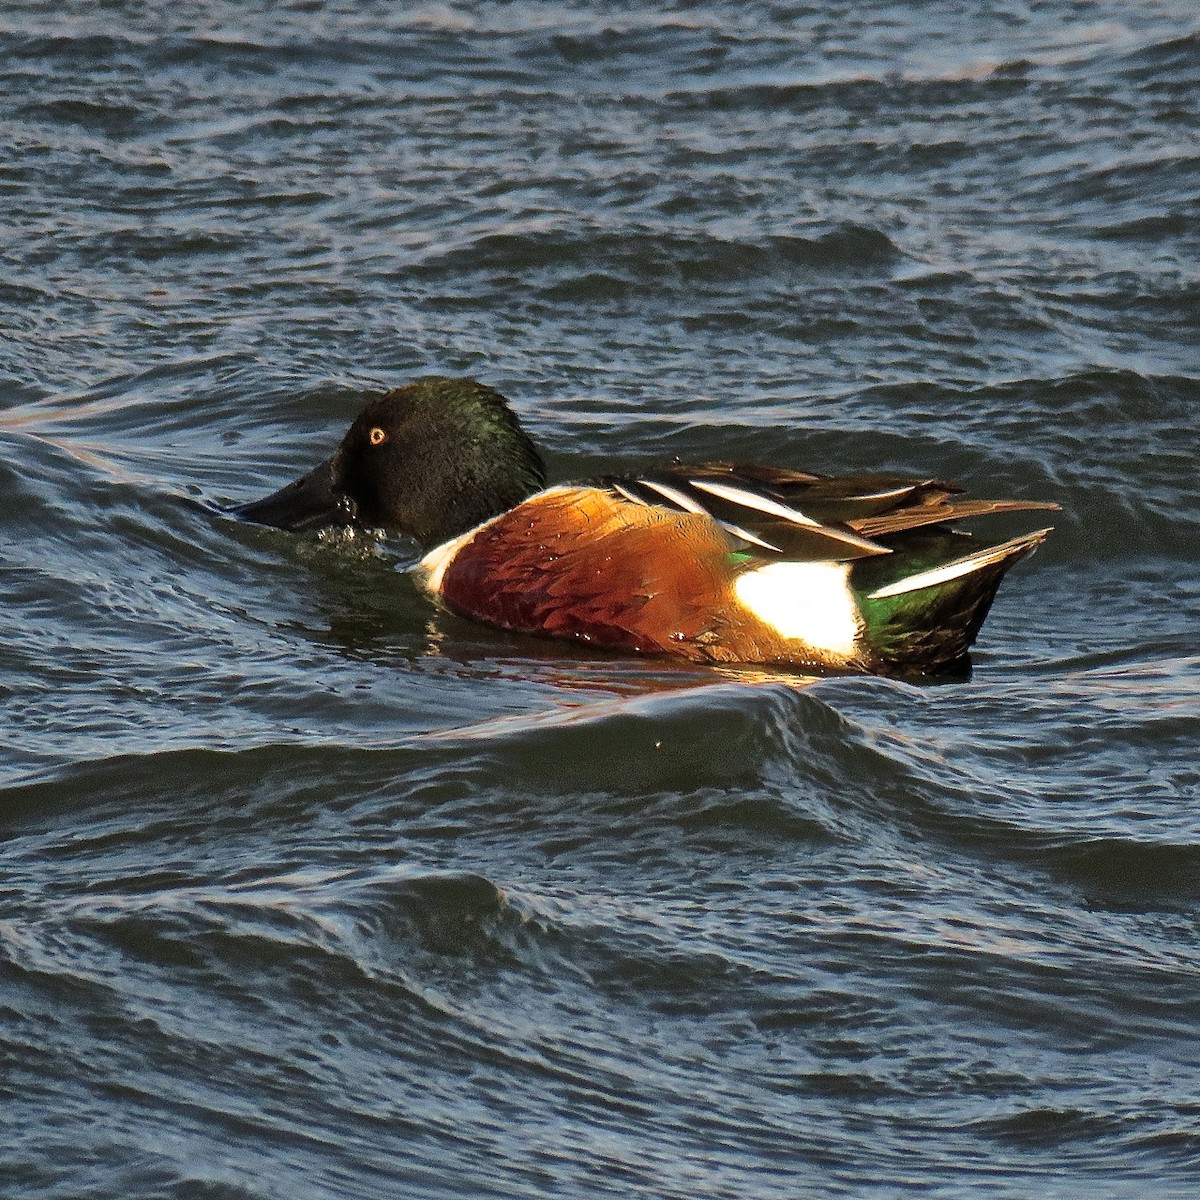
[436, 487, 812, 664]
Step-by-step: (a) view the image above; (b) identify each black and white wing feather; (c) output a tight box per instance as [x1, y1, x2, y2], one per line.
[606, 462, 1057, 562]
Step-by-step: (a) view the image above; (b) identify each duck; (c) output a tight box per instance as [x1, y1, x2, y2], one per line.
[236, 376, 1057, 675]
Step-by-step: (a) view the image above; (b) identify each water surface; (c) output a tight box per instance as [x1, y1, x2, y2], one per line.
[2, 3, 1199, 1198]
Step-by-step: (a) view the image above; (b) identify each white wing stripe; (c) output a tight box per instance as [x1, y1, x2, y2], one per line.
[844, 485, 921, 502]
[639, 479, 709, 514]
[714, 520, 781, 553]
[688, 478, 822, 526]
[867, 530, 1051, 599]
[688, 478, 889, 555]
[612, 482, 648, 505]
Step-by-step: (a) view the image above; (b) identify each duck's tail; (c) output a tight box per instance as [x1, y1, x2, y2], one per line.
[852, 528, 1052, 674]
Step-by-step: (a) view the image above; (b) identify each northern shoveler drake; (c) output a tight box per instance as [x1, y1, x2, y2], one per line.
[236, 376, 1057, 675]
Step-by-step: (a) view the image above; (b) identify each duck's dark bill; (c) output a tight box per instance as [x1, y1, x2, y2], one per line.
[234, 457, 354, 531]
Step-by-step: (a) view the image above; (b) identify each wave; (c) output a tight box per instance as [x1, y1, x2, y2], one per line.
[848, 368, 1200, 556]
[414, 224, 902, 291]
[1094, 29, 1200, 85]
[1038, 838, 1200, 912]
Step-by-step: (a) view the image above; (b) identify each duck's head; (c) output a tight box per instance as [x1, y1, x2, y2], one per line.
[236, 376, 546, 548]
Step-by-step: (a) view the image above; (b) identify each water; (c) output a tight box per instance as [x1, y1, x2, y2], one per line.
[2, 3, 1198, 1197]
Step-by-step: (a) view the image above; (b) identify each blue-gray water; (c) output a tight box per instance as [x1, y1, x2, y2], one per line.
[2, 4, 1198, 1198]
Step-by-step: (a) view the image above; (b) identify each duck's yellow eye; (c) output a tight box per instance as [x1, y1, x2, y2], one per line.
[369, 427, 387, 446]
